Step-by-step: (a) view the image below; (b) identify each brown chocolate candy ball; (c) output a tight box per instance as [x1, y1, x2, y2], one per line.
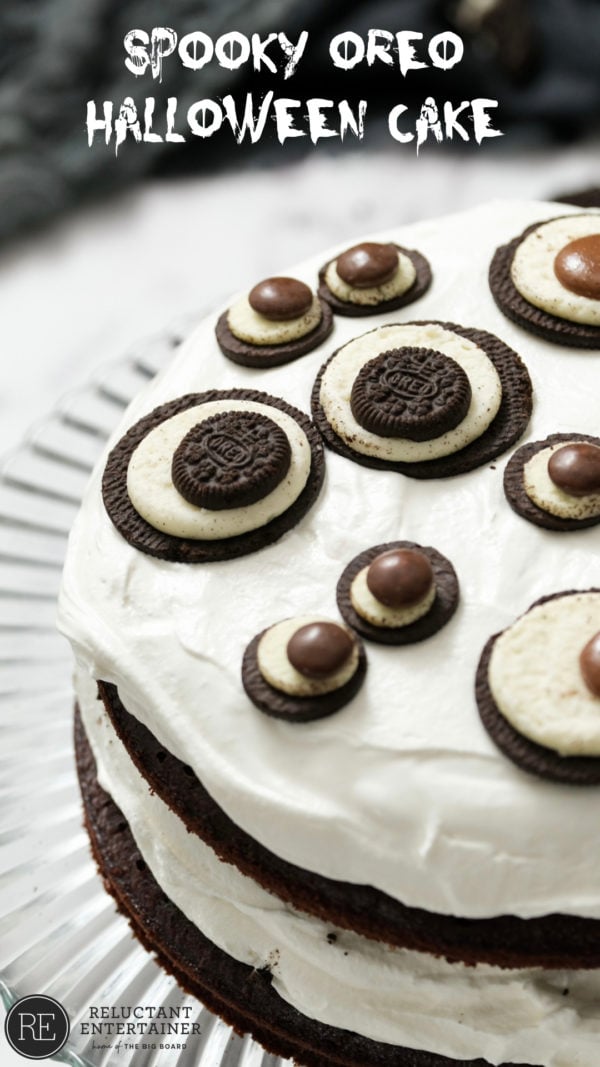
[248, 277, 313, 321]
[366, 548, 433, 608]
[580, 631, 600, 697]
[548, 443, 600, 497]
[336, 242, 398, 289]
[554, 234, 600, 300]
[287, 622, 354, 679]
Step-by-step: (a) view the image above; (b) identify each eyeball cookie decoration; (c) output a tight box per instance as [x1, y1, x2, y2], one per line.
[337, 541, 459, 645]
[504, 432, 600, 531]
[489, 213, 600, 347]
[101, 388, 325, 563]
[318, 240, 432, 317]
[242, 616, 367, 722]
[311, 320, 533, 479]
[215, 275, 334, 367]
[476, 591, 600, 785]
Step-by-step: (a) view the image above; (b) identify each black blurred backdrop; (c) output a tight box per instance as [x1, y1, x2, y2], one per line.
[1, 0, 599, 244]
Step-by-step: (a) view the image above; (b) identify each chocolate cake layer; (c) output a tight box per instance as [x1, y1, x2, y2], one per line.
[97, 681, 600, 970]
[76, 708, 536, 1067]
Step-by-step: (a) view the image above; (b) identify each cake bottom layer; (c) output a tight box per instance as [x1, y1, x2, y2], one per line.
[76, 708, 537, 1067]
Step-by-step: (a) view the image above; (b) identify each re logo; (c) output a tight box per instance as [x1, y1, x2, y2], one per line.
[4, 995, 70, 1060]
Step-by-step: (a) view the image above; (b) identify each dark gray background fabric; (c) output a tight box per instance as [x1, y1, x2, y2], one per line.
[0, 0, 598, 244]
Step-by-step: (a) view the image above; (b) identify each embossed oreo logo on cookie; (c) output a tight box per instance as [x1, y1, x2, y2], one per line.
[350, 347, 472, 441]
[172, 411, 292, 510]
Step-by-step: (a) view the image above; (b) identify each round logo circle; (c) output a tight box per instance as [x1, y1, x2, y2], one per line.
[4, 995, 70, 1060]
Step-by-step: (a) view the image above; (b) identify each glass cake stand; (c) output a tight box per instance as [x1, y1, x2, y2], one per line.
[0, 316, 290, 1067]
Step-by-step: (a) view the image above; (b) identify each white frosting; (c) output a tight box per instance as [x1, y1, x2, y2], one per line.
[511, 215, 600, 325]
[524, 444, 600, 520]
[319, 322, 502, 461]
[257, 617, 358, 697]
[351, 566, 436, 627]
[227, 294, 321, 345]
[325, 253, 416, 305]
[127, 399, 310, 540]
[489, 593, 600, 756]
[58, 200, 600, 922]
[79, 672, 600, 1067]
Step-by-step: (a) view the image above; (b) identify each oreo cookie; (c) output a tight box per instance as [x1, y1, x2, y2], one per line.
[318, 244, 432, 318]
[171, 411, 291, 510]
[350, 347, 472, 441]
[242, 623, 367, 723]
[312, 322, 533, 479]
[504, 432, 600, 531]
[476, 591, 600, 786]
[215, 298, 333, 369]
[102, 389, 325, 564]
[489, 221, 600, 348]
[337, 541, 459, 645]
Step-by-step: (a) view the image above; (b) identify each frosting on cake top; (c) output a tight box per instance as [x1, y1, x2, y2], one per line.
[59, 199, 600, 921]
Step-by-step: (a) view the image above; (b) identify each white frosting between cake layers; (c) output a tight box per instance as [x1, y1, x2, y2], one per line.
[78, 671, 600, 1067]
[59, 199, 600, 922]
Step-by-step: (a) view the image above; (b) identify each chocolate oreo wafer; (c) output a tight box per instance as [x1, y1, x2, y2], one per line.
[504, 432, 600, 531]
[171, 411, 291, 510]
[318, 244, 431, 318]
[337, 541, 459, 645]
[241, 626, 367, 723]
[350, 348, 472, 441]
[476, 591, 600, 786]
[312, 322, 533, 479]
[489, 221, 600, 348]
[215, 298, 333, 369]
[102, 389, 325, 564]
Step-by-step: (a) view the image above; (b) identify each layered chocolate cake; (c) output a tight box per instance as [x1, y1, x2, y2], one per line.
[59, 200, 600, 1067]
